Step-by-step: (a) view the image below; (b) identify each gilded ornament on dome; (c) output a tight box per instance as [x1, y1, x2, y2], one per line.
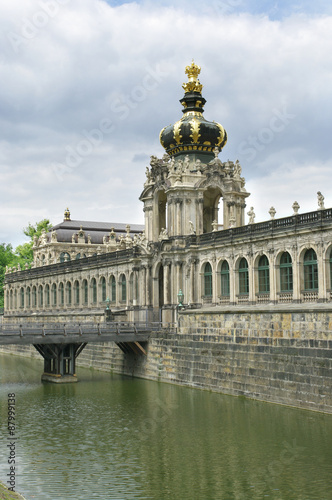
[189, 117, 201, 143]
[182, 61, 203, 94]
[216, 123, 227, 147]
[173, 120, 183, 145]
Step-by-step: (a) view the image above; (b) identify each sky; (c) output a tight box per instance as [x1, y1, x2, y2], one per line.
[1, 0, 332, 247]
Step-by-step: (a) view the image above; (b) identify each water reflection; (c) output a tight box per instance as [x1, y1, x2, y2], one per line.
[0, 353, 332, 500]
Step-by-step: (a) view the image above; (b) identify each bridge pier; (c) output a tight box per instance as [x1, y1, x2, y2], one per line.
[34, 343, 87, 383]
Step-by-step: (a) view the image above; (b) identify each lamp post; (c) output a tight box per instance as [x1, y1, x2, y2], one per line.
[105, 297, 112, 322]
[177, 289, 184, 309]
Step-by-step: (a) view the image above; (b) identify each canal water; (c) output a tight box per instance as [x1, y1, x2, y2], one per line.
[0, 353, 332, 500]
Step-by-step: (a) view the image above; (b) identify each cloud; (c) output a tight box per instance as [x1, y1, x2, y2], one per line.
[0, 0, 331, 246]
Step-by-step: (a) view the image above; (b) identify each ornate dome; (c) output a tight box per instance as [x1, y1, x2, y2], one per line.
[159, 61, 227, 159]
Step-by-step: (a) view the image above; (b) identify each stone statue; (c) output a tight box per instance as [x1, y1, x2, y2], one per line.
[87, 234, 91, 244]
[212, 220, 218, 232]
[145, 166, 152, 183]
[51, 230, 57, 242]
[169, 157, 175, 173]
[189, 220, 195, 234]
[72, 233, 76, 243]
[158, 228, 169, 241]
[292, 201, 300, 214]
[234, 160, 242, 178]
[317, 191, 325, 210]
[229, 216, 236, 228]
[269, 206, 276, 219]
[40, 228, 48, 245]
[247, 207, 255, 224]
[183, 155, 190, 172]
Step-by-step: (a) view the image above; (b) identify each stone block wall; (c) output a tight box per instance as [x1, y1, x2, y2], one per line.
[1, 306, 331, 414]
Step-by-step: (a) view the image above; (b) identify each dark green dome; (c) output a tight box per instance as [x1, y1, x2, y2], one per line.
[159, 62, 227, 159]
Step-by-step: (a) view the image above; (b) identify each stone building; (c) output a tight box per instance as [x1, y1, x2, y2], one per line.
[4, 61, 332, 323]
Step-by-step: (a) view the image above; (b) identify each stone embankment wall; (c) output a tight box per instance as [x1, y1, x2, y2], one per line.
[1, 306, 331, 414]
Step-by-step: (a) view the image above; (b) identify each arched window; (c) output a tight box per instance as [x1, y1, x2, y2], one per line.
[59, 283, 64, 306]
[101, 277, 107, 302]
[330, 251, 332, 289]
[91, 278, 97, 304]
[20, 287, 24, 308]
[82, 279, 88, 304]
[304, 249, 318, 290]
[26, 287, 31, 308]
[120, 274, 126, 302]
[60, 252, 71, 263]
[32, 286, 37, 307]
[45, 284, 50, 307]
[111, 276, 116, 302]
[52, 283, 57, 306]
[280, 252, 293, 292]
[220, 261, 230, 296]
[258, 255, 270, 293]
[75, 253, 81, 260]
[74, 281, 80, 305]
[38, 285, 43, 307]
[41, 254, 46, 266]
[66, 282, 72, 306]
[239, 258, 249, 295]
[9, 290, 13, 310]
[204, 262, 213, 297]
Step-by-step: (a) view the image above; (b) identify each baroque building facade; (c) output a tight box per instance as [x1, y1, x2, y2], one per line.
[4, 62, 332, 323]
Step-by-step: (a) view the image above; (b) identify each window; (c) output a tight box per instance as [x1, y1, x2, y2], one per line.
[258, 255, 270, 293]
[60, 252, 71, 263]
[101, 277, 107, 302]
[59, 283, 64, 306]
[20, 288, 24, 308]
[92, 278, 97, 304]
[52, 284, 57, 306]
[280, 252, 293, 292]
[120, 275, 127, 302]
[45, 284, 50, 307]
[38, 285, 43, 307]
[220, 261, 230, 296]
[32, 286, 37, 307]
[111, 276, 116, 302]
[83, 280, 88, 304]
[26, 287, 31, 308]
[239, 258, 249, 295]
[330, 251, 332, 289]
[304, 249, 318, 290]
[74, 281, 80, 305]
[67, 282, 72, 305]
[204, 262, 213, 297]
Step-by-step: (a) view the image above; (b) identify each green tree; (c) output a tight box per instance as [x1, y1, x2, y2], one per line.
[14, 219, 52, 268]
[0, 219, 52, 309]
[0, 243, 15, 308]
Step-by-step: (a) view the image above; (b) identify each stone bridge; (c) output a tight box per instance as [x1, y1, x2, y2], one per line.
[0, 321, 174, 383]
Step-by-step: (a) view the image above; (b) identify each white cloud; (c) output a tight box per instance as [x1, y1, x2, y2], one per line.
[0, 0, 331, 246]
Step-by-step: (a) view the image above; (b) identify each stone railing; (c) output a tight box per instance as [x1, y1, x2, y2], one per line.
[278, 292, 293, 303]
[195, 208, 332, 247]
[302, 291, 319, 302]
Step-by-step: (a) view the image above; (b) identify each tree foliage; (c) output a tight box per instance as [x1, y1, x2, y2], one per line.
[0, 219, 52, 309]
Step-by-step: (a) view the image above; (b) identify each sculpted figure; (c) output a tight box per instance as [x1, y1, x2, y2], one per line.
[234, 160, 242, 178]
[51, 230, 57, 242]
[317, 191, 325, 210]
[247, 207, 255, 224]
[189, 220, 195, 234]
[269, 206, 276, 219]
[183, 155, 190, 172]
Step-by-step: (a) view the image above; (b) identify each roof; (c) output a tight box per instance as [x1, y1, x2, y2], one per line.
[49, 219, 144, 244]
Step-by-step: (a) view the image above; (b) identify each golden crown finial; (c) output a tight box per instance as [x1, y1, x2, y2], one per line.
[182, 60, 203, 94]
[64, 207, 71, 221]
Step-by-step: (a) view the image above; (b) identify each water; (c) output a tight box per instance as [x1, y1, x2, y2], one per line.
[1, 353, 332, 500]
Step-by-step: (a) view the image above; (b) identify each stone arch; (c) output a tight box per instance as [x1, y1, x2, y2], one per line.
[154, 189, 167, 240]
[203, 186, 222, 233]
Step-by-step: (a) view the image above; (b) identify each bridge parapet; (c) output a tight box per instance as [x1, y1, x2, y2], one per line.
[0, 321, 176, 345]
